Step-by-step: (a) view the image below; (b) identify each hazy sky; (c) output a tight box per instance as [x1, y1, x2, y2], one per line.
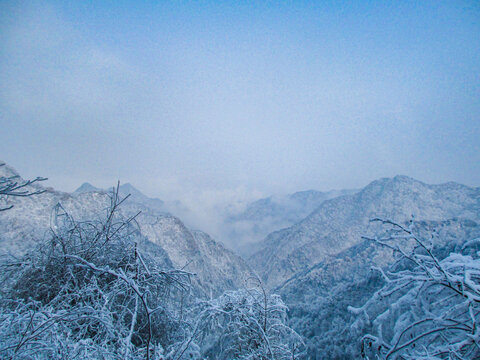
[1, 0, 479, 202]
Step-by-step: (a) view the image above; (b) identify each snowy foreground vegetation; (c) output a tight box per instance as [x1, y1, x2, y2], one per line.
[0, 180, 305, 359]
[1, 166, 479, 359]
[350, 219, 480, 359]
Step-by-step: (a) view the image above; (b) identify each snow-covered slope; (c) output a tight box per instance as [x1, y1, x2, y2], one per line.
[74, 182, 165, 212]
[250, 175, 480, 288]
[74, 182, 102, 193]
[0, 163, 253, 296]
[278, 218, 480, 359]
[225, 189, 357, 254]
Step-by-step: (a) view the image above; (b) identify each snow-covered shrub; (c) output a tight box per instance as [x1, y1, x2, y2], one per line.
[350, 219, 480, 359]
[185, 281, 306, 360]
[0, 180, 304, 359]
[0, 186, 192, 359]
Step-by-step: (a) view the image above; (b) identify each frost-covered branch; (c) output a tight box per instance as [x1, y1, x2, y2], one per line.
[351, 218, 480, 359]
[0, 163, 47, 211]
[182, 285, 306, 360]
[0, 184, 192, 359]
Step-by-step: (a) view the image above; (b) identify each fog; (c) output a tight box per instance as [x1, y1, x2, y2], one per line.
[1, 1, 479, 242]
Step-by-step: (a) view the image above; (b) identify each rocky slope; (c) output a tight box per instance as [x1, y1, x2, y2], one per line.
[250, 175, 480, 289]
[0, 163, 253, 297]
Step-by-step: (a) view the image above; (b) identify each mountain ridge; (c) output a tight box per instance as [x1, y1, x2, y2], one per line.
[224, 188, 358, 255]
[250, 175, 480, 288]
[0, 162, 253, 297]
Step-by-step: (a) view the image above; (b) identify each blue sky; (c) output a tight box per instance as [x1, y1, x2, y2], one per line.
[1, 0, 479, 202]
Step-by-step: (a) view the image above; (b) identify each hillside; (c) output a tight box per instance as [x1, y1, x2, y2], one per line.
[225, 188, 357, 254]
[278, 218, 480, 359]
[250, 175, 480, 288]
[0, 163, 253, 297]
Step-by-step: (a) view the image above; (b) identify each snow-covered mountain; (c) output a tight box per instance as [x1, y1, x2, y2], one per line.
[74, 182, 102, 193]
[0, 163, 253, 297]
[74, 182, 165, 212]
[224, 188, 357, 254]
[279, 217, 480, 300]
[253, 179, 480, 358]
[3, 163, 480, 358]
[249, 175, 480, 289]
[278, 217, 480, 359]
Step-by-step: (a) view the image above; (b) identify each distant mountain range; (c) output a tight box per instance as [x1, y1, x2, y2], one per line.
[74, 182, 102, 193]
[249, 175, 480, 289]
[3, 162, 480, 358]
[224, 189, 357, 255]
[250, 177, 480, 358]
[75, 181, 359, 259]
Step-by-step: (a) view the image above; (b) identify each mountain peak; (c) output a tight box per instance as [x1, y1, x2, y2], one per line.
[119, 183, 149, 200]
[250, 175, 480, 289]
[363, 175, 424, 192]
[392, 174, 416, 182]
[74, 182, 101, 193]
[117, 183, 165, 210]
[119, 182, 140, 193]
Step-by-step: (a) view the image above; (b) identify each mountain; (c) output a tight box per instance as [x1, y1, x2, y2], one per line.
[118, 183, 165, 211]
[277, 217, 480, 359]
[74, 182, 165, 212]
[1, 163, 253, 297]
[225, 188, 357, 255]
[74, 182, 102, 193]
[279, 217, 480, 302]
[232, 189, 357, 224]
[258, 178, 480, 358]
[249, 175, 480, 289]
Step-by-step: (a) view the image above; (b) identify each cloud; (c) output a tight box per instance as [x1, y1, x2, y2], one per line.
[0, 0, 479, 245]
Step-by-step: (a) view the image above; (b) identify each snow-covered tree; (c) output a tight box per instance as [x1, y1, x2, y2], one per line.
[181, 278, 306, 360]
[0, 185, 192, 359]
[0, 174, 308, 359]
[350, 218, 480, 359]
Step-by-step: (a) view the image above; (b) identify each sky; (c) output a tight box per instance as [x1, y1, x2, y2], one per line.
[1, 0, 479, 206]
